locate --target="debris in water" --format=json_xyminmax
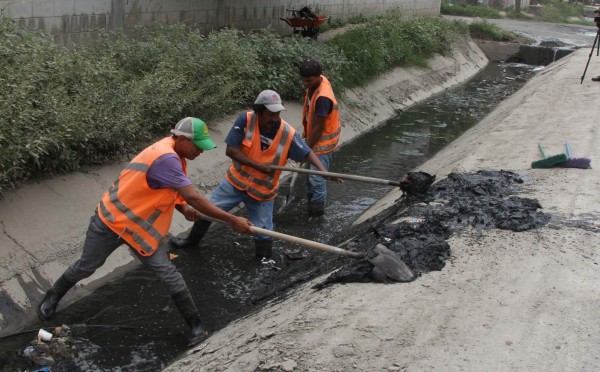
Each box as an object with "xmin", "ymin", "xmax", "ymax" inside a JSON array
[{"xmin": 23, "ymin": 325, "xmax": 76, "ymax": 367}]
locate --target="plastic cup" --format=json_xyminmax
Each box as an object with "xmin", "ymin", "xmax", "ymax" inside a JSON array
[{"xmin": 37, "ymin": 328, "xmax": 53, "ymax": 342}]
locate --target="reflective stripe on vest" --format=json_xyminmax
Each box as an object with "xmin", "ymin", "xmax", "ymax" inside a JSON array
[
  {"xmin": 97, "ymin": 137, "xmax": 183, "ymax": 256},
  {"xmin": 226, "ymin": 112, "xmax": 294, "ymax": 201},
  {"xmin": 302, "ymin": 75, "xmax": 341, "ymax": 154}
]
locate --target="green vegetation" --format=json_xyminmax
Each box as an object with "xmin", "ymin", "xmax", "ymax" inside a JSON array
[
  {"xmin": 441, "ymin": 0, "xmax": 594, "ymax": 26},
  {"xmin": 0, "ymin": 11, "xmax": 468, "ymax": 195},
  {"xmin": 538, "ymin": 1, "xmax": 592, "ymax": 25},
  {"xmin": 468, "ymin": 20, "xmax": 508, "ymax": 41},
  {"xmin": 328, "ymin": 14, "xmax": 465, "ymax": 86},
  {"xmin": 440, "ymin": 3, "xmax": 502, "ymax": 18}
]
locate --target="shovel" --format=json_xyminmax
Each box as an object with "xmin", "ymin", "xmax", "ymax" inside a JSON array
[
  {"xmin": 198, "ymin": 214, "xmax": 415, "ymax": 282},
  {"xmin": 270, "ymin": 165, "xmax": 403, "ymax": 187},
  {"xmin": 276, "ymin": 170, "xmax": 299, "ymax": 214}
]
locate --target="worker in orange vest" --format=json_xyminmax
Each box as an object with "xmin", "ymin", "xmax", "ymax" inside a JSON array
[
  {"xmin": 37, "ymin": 117, "xmax": 253, "ymax": 347},
  {"xmin": 299, "ymin": 59, "xmax": 342, "ymax": 217},
  {"xmin": 170, "ymin": 90, "xmax": 342, "ymax": 258}
]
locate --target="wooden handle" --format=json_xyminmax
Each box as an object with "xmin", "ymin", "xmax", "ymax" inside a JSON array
[
  {"xmin": 198, "ymin": 214, "xmax": 364, "ymax": 258},
  {"xmin": 271, "ymin": 165, "xmax": 402, "ymax": 187}
]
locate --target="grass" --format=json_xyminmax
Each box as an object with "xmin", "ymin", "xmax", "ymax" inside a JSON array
[
  {"xmin": 441, "ymin": 3, "xmax": 502, "ymax": 18},
  {"xmin": 468, "ymin": 21, "xmax": 509, "ymax": 41}
]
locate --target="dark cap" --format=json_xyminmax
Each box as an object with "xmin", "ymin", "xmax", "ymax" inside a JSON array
[{"xmin": 299, "ymin": 59, "xmax": 322, "ymax": 77}]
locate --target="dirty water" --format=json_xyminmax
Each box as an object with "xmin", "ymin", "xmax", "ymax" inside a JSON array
[{"xmin": 0, "ymin": 62, "xmax": 546, "ymax": 371}]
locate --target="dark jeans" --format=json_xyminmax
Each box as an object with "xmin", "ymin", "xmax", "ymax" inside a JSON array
[{"xmin": 63, "ymin": 213, "xmax": 188, "ymax": 295}]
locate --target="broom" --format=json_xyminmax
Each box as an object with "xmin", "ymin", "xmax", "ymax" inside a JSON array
[
  {"xmin": 531, "ymin": 144, "xmax": 568, "ymax": 168},
  {"xmin": 554, "ymin": 142, "xmax": 591, "ymax": 169}
]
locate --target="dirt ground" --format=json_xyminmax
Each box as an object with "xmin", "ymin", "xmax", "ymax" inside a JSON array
[{"xmin": 164, "ymin": 34, "xmax": 600, "ymax": 372}]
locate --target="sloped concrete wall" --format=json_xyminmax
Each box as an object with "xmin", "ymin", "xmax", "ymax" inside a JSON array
[{"xmin": 0, "ymin": 0, "xmax": 441, "ymax": 46}]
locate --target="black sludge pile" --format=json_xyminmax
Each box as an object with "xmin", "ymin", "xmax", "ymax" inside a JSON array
[
  {"xmin": 319, "ymin": 170, "xmax": 551, "ymax": 287},
  {"xmin": 254, "ymin": 170, "xmax": 550, "ymax": 300}
]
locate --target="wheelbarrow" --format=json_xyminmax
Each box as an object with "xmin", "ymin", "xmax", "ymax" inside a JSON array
[{"xmin": 280, "ymin": 8, "xmax": 328, "ymax": 40}]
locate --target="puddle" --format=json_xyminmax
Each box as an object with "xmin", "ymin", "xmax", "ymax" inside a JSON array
[{"xmin": 0, "ymin": 62, "xmax": 544, "ymax": 370}]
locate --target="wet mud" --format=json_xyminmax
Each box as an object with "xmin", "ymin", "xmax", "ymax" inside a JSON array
[{"xmin": 254, "ymin": 170, "xmax": 551, "ymax": 293}]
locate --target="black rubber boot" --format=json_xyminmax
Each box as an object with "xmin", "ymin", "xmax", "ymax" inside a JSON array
[
  {"xmin": 308, "ymin": 202, "xmax": 325, "ymax": 217},
  {"xmin": 37, "ymin": 275, "xmax": 77, "ymax": 321},
  {"xmin": 171, "ymin": 290, "xmax": 208, "ymax": 347},
  {"xmin": 255, "ymin": 239, "xmax": 273, "ymax": 259},
  {"xmin": 170, "ymin": 219, "xmax": 212, "ymax": 249}
]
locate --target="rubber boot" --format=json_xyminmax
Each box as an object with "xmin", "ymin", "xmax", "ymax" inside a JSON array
[
  {"xmin": 308, "ymin": 202, "xmax": 325, "ymax": 217},
  {"xmin": 37, "ymin": 275, "xmax": 77, "ymax": 321},
  {"xmin": 255, "ymin": 239, "xmax": 273, "ymax": 259},
  {"xmin": 170, "ymin": 219, "xmax": 212, "ymax": 249},
  {"xmin": 171, "ymin": 290, "xmax": 208, "ymax": 347}
]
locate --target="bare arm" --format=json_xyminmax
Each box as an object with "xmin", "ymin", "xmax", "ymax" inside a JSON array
[
  {"xmin": 226, "ymin": 145, "xmax": 272, "ymax": 174},
  {"xmin": 174, "ymin": 185, "xmax": 253, "ymax": 234}
]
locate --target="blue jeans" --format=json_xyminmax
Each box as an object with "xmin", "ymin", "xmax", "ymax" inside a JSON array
[
  {"xmin": 304, "ymin": 152, "xmax": 332, "ymax": 205},
  {"xmin": 210, "ymin": 178, "xmax": 274, "ymax": 241}
]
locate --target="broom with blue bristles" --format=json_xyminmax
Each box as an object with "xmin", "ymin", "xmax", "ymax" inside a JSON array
[{"xmin": 531, "ymin": 144, "xmax": 568, "ymax": 168}]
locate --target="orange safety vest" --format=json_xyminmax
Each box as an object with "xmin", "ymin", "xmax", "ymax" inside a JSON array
[
  {"xmin": 226, "ymin": 112, "xmax": 295, "ymax": 201},
  {"xmin": 302, "ymin": 75, "xmax": 341, "ymax": 154},
  {"xmin": 97, "ymin": 137, "xmax": 186, "ymax": 256}
]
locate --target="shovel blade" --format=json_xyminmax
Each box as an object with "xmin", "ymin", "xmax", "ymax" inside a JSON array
[{"xmin": 368, "ymin": 244, "xmax": 416, "ymax": 282}]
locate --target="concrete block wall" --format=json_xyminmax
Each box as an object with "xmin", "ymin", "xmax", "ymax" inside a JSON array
[{"xmin": 0, "ymin": 0, "xmax": 441, "ymax": 47}]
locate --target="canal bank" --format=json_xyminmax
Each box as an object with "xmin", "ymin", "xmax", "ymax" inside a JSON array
[
  {"xmin": 164, "ymin": 49, "xmax": 600, "ymax": 371},
  {"xmin": 0, "ymin": 38, "xmax": 488, "ymax": 337}
]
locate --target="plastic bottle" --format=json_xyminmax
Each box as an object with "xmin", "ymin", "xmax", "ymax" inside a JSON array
[{"xmin": 23, "ymin": 345, "xmax": 36, "ymax": 358}]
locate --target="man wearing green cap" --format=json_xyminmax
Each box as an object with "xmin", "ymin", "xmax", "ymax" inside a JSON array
[{"xmin": 37, "ymin": 117, "xmax": 253, "ymax": 347}]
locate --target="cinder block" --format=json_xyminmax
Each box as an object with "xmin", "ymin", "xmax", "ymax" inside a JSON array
[
  {"xmin": 124, "ymin": 0, "xmax": 162, "ymax": 12},
  {"xmin": 74, "ymin": 0, "xmax": 93, "ymax": 14},
  {"xmin": 92, "ymin": 0, "xmax": 111, "ymax": 14},
  {"xmin": 7, "ymin": 0, "xmax": 33, "ymax": 18},
  {"xmin": 166, "ymin": 11, "xmax": 183, "ymax": 24},
  {"xmin": 32, "ymin": 0, "xmax": 53, "ymax": 17},
  {"xmin": 44, "ymin": 16, "xmax": 63, "ymax": 33},
  {"xmin": 54, "ymin": 0, "xmax": 75, "ymax": 16},
  {"xmin": 163, "ymin": 0, "xmax": 188, "ymax": 12}
]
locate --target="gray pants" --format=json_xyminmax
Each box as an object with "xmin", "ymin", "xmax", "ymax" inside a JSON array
[{"xmin": 63, "ymin": 213, "xmax": 187, "ymax": 295}]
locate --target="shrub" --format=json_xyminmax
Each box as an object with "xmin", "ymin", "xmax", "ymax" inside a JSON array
[
  {"xmin": 468, "ymin": 20, "xmax": 506, "ymax": 40},
  {"xmin": 441, "ymin": 4, "xmax": 502, "ymax": 18}
]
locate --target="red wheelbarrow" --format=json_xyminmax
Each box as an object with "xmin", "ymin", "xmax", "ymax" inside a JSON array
[{"xmin": 280, "ymin": 8, "xmax": 328, "ymax": 40}]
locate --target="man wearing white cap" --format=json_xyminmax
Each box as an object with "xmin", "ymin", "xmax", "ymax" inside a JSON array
[
  {"xmin": 171, "ymin": 90, "xmax": 339, "ymax": 258},
  {"xmin": 37, "ymin": 117, "xmax": 253, "ymax": 347}
]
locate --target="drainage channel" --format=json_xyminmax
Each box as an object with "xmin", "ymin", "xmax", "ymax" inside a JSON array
[{"xmin": 0, "ymin": 61, "xmax": 540, "ymax": 371}]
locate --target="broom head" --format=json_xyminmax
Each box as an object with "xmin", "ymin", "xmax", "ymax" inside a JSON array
[
  {"xmin": 531, "ymin": 153, "xmax": 568, "ymax": 169},
  {"xmin": 554, "ymin": 157, "xmax": 592, "ymax": 169}
]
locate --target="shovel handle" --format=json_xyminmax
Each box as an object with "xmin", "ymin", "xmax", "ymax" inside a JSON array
[
  {"xmin": 251, "ymin": 226, "xmax": 364, "ymax": 258},
  {"xmin": 271, "ymin": 165, "xmax": 402, "ymax": 187},
  {"xmin": 197, "ymin": 214, "xmax": 364, "ymax": 258}
]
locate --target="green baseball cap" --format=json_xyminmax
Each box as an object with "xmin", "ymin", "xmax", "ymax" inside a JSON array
[{"xmin": 171, "ymin": 117, "xmax": 217, "ymax": 150}]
